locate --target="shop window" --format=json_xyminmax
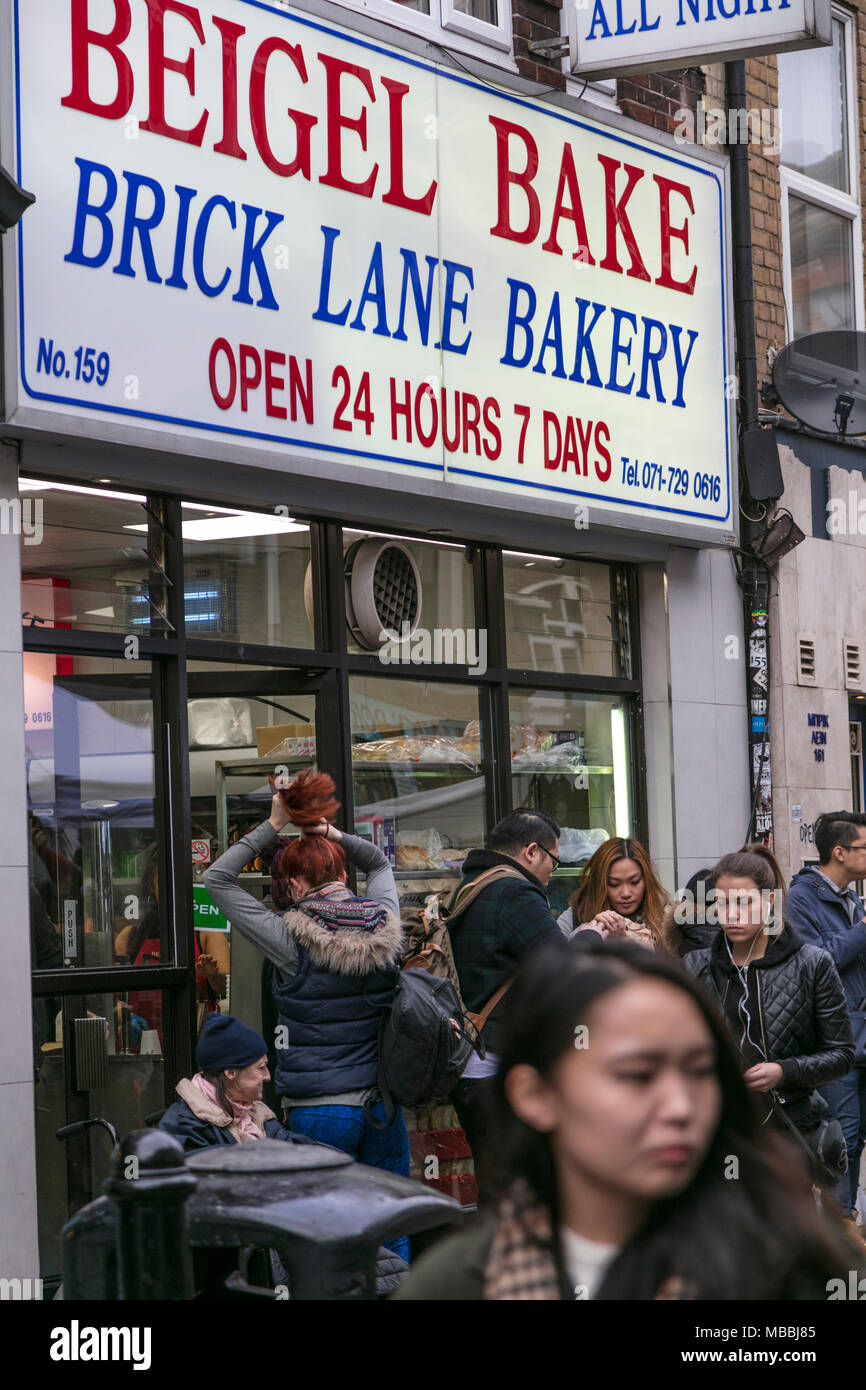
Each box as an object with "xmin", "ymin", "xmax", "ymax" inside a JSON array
[
  {"xmin": 779, "ymin": 12, "xmax": 863, "ymax": 336},
  {"xmin": 26, "ymin": 656, "xmax": 169, "ymax": 973},
  {"xmin": 180, "ymin": 506, "xmax": 314, "ymax": 649},
  {"xmin": 343, "ymin": 531, "xmax": 476, "ymax": 660},
  {"xmin": 349, "ymin": 675, "xmax": 485, "ymax": 902},
  {"xmin": 20, "ymin": 480, "xmax": 159, "ymax": 635},
  {"xmin": 504, "ymin": 552, "xmax": 629, "ymax": 678},
  {"xmin": 508, "ymin": 689, "xmax": 633, "ymax": 917}
]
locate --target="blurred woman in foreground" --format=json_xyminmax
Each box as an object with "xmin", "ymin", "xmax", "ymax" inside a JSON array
[{"xmin": 395, "ymin": 937, "xmax": 861, "ymax": 1300}]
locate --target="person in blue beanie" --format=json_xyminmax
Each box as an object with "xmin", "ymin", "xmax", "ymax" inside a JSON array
[{"xmin": 160, "ymin": 1014, "xmax": 301, "ymax": 1151}]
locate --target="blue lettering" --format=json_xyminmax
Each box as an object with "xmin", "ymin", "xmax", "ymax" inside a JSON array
[
  {"xmin": 393, "ymin": 249, "xmax": 438, "ymax": 345},
  {"xmin": 113, "ymin": 171, "xmax": 165, "ymax": 283},
  {"xmin": 65, "ymin": 158, "xmax": 117, "ymax": 269},
  {"xmin": 532, "ymin": 292, "xmax": 567, "ymax": 378},
  {"xmin": 312, "ymin": 226, "xmax": 351, "ymax": 326},
  {"xmin": 500, "ymin": 278, "xmax": 536, "ymax": 368},
  {"xmin": 232, "ymin": 204, "xmax": 283, "ymax": 311},
  {"xmin": 638, "ymin": 0, "xmax": 661, "ymax": 29},
  {"xmin": 676, "ymin": 0, "xmax": 700, "ymax": 23},
  {"xmin": 670, "ymin": 324, "xmax": 699, "ymax": 407},
  {"xmin": 165, "ymin": 184, "xmax": 197, "ymax": 291},
  {"xmin": 569, "ymin": 298, "xmax": 606, "ymax": 387},
  {"xmin": 350, "ymin": 241, "xmax": 391, "ymax": 337},
  {"xmin": 435, "ymin": 260, "xmax": 474, "ymax": 355},
  {"xmin": 192, "ymin": 195, "xmax": 235, "ymax": 298},
  {"xmin": 635, "ymin": 316, "xmax": 668, "ymax": 402},
  {"xmin": 614, "ymin": 0, "xmax": 636, "ymax": 35},
  {"xmin": 716, "ymin": 0, "xmax": 739, "ymax": 14},
  {"xmin": 586, "ymin": 0, "xmax": 613, "ymax": 39},
  {"xmin": 605, "ymin": 307, "xmax": 637, "ymax": 394}
]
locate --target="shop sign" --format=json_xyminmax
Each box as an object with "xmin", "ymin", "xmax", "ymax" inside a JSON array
[
  {"xmin": 570, "ymin": 0, "xmax": 831, "ymax": 80},
  {"xmin": 4, "ymin": 0, "xmax": 732, "ymax": 537},
  {"xmin": 193, "ymin": 883, "xmax": 229, "ymax": 932}
]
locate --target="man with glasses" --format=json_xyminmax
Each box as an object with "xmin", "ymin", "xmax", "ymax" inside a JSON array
[
  {"xmin": 787, "ymin": 811, "xmax": 866, "ymax": 1217},
  {"xmin": 448, "ymin": 808, "xmax": 561, "ymax": 1201}
]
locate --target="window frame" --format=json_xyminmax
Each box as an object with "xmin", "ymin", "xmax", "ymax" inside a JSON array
[
  {"xmin": 329, "ymin": 0, "xmax": 515, "ymax": 59},
  {"xmin": 779, "ymin": 6, "xmax": 864, "ymax": 336}
]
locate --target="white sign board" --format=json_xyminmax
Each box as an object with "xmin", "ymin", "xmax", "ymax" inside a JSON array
[
  {"xmin": 570, "ymin": 0, "xmax": 831, "ymax": 79},
  {"xmin": 4, "ymin": 0, "xmax": 733, "ymax": 536}
]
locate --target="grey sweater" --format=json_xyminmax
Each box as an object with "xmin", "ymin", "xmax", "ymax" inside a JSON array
[{"xmin": 204, "ymin": 821, "xmax": 401, "ymax": 1109}]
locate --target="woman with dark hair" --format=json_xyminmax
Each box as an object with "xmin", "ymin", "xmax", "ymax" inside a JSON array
[
  {"xmin": 395, "ymin": 935, "xmax": 862, "ymax": 1299},
  {"xmin": 684, "ymin": 844, "xmax": 853, "ymax": 1164},
  {"xmin": 558, "ymin": 836, "xmax": 673, "ymax": 951},
  {"xmin": 204, "ymin": 770, "xmax": 409, "ymax": 1257}
]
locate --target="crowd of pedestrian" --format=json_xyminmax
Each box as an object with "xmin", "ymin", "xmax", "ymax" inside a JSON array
[{"xmin": 155, "ymin": 775, "xmax": 866, "ymax": 1299}]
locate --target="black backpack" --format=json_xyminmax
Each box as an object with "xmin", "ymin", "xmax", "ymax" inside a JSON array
[{"xmin": 371, "ymin": 969, "xmax": 476, "ymax": 1125}]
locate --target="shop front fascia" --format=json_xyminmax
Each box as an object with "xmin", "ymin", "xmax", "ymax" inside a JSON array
[{"xmin": 0, "ymin": 0, "xmax": 749, "ymax": 1276}]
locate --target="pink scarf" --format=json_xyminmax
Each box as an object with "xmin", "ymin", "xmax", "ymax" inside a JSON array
[{"xmin": 192, "ymin": 1072, "xmax": 264, "ymax": 1142}]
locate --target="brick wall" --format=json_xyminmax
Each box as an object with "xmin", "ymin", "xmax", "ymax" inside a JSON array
[
  {"xmin": 512, "ymin": 0, "xmax": 566, "ymax": 89},
  {"xmin": 617, "ymin": 68, "xmax": 706, "ymax": 136}
]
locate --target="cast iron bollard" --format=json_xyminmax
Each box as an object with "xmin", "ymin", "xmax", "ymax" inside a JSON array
[{"xmin": 104, "ymin": 1128, "xmax": 197, "ymax": 1300}]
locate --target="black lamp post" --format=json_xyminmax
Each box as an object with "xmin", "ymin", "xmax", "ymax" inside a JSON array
[{"xmin": 0, "ymin": 162, "xmax": 35, "ymax": 231}]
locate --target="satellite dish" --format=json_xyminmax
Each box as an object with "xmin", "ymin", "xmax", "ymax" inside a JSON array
[{"xmin": 772, "ymin": 331, "xmax": 866, "ymax": 437}]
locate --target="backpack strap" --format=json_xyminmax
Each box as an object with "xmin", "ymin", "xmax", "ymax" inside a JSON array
[
  {"xmin": 442, "ymin": 865, "xmax": 527, "ymax": 928},
  {"xmin": 467, "ymin": 975, "xmax": 514, "ymax": 1036}
]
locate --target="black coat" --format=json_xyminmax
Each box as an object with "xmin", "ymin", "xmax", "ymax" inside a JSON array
[{"xmin": 686, "ymin": 924, "xmax": 854, "ymax": 1125}]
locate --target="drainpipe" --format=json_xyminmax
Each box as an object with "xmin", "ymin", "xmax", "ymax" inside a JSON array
[{"xmin": 725, "ymin": 60, "xmax": 774, "ymax": 847}]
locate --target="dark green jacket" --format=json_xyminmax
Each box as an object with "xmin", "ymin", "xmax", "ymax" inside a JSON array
[
  {"xmin": 449, "ymin": 850, "xmax": 558, "ymax": 1049},
  {"xmin": 392, "ymin": 1221, "xmax": 497, "ymax": 1300}
]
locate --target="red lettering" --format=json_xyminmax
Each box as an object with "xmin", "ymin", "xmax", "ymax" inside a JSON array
[
  {"xmin": 654, "ymin": 175, "xmax": 697, "ymax": 296},
  {"xmin": 576, "ymin": 416, "xmax": 593, "ymax": 476},
  {"xmin": 541, "ymin": 146, "xmax": 595, "ymax": 262},
  {"xmin": 543, "ymin": 411, "xmax": 561, "ymax": 469},
  {"xmin": 62, "ymin": 0, "xmax": 133, "ymax": 120},
  {"xmin": 594, "ymin": 421, "xmax": 612, "ymax": 481},
  {"xmin": 562, "ymin": 417, "xmax": 580, "ymax": 473},
  {"xmin": 209, "ymin": 338, "xmax": 236, "ymax": 409},
  {"xmin": 482, "ymin": 398, "xmax": 501, "ymax": 461},
  {"xmin": 140, "ymin": 0, "xmax": 208, "ymax": 146},
  {"xmin": 239, "ymin": 343, "xmax": 262, "ymax": 411},
  {"xmin": 598, "ymin": 156, "xmax": 650, "ymax": 282},
  {"xmin": 318, "ymin": 54, "xmax": 378, "ymax": 199},
  {"xmin": 462, "ymin": 393, "xmax": 482, "ymax": 456},
  {"xmin": 289, "ymin": 358, "xmax": 314, "ymax": 424},
  {"xmin": 250, "ymin": 38, "xmax": 317, "ymax": 179},
  {"xmin": 390, "ymin": 378, "xmax": 412, "ymax": 441},
  {"xmin": 380, "ymin": 79, "xmax": 436, "ymax": 215},
  {"xmin": 264, "ymin": 349, "xmax": 287, "ymax": 419},
  {"xmin": 212, "ymin": 15, "xmax": 246, "ymax": 159},
  {"xmin": 489, "ymin": 117, "xmax": 540, "ymax": 245},
  {"xmin": 414, "ymin": 383, "xmax": 439, "ymax": 447}
]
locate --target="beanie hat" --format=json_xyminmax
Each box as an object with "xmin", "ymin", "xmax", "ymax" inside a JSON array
[{"xmin": 196, "ymin": 1014, "xmax": 267, "ymax": 1072}]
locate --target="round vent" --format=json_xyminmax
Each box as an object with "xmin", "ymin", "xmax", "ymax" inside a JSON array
[{"xmin": 344, "ymin": 538, "xmax": 423, "ymax": 650}]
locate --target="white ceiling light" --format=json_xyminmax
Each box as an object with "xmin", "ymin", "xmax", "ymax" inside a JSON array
[
  {"xmin": 125, "ymin": 512, "xmax": 308, "ymax": 540},
  {"xmin": 19, "ymin": 479, "xmax": 146, "ymax": 502}
]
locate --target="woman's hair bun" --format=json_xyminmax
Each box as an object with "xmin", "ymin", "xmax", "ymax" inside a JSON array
[{"xmin": 271, "ymin": 768, "xmax": 341, "ymax": 827}]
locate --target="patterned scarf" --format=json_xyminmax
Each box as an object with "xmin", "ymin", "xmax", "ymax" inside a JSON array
[
  {"xmin": 482, "ymin": 1181, "xmax": 693, "ymax": 1300},
  {"xmin": 297, "ymin": 893, "xmax": 388, "ymax": 933}
]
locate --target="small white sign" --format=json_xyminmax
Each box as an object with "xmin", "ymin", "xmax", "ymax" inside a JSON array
[
  {"xmin": 792, "ymin": 803, "xmax": 803, "ymax": 823},
  {"xmin": 191, "ymin": 839, "xmax": 211, "ymax": 865},
  {"xmin": 63, "ymin": 899, "xmax": 77, "ymax": 957},
  {"xmin": 571, "ymin": 0, "xmax": 832, "ymax": 78}
]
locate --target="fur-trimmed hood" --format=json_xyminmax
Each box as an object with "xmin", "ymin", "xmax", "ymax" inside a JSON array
[{"xmin": 282, "ymin": 900, "xmax": 403, "ymax": 976}]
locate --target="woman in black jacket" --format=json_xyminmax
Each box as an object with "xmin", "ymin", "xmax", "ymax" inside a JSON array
[{"xmin": 685, "ymin": 845, "xmax": 854, "ymax": 1145}]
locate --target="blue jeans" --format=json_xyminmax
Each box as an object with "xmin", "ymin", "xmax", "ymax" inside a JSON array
[
  {"xmin": 287, "ymin": 1101, "xmax": 411, "ymax": 1261},
  {"xmin": 820, "ymin": 1068, "xmax": 866, "ymax": 1213}
]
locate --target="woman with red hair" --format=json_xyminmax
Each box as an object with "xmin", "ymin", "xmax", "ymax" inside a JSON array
[{"xmin": 204, "ymin": 771, "xmax": 409, "ymax": 1258}]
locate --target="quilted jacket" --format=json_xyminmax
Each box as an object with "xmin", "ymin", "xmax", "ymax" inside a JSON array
[{"xmin": 686, "ymin": 924, "xmax": 854, "ymax": 1126}]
